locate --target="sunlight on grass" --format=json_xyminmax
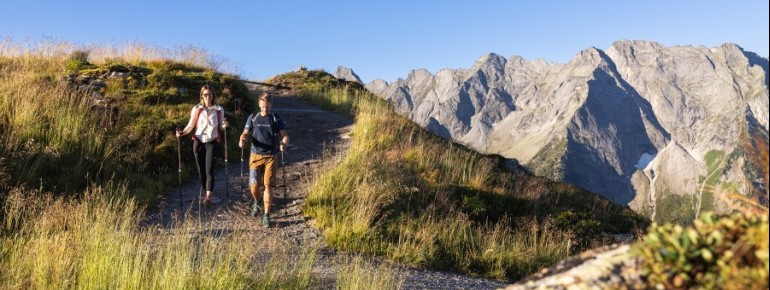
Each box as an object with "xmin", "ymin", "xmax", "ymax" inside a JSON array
[
  {"xmin": 0, "ymin": 41, "xmax": 412, "ymax": 289},
  {"xmin": 335, "ymin": 256, "xmax": 404, "ymax": 290},
  {"xmin": 0, "ymin": 185, "xmax": 319, "ymax": 289},
  {"xmin": 0, "ymin": 39, "xmax": 251, "ymax": 203},
  {"xmin": 290, "ymin": 72, "xmax": 644, "ymax": 280},
  {"xmin": 1, "ymin": 38, "xmax": 235, "ymax": 74}
]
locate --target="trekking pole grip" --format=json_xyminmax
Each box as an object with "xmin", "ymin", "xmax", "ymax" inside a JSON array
[{"xmin": 224, "ymin": 121, "xmax": 228, "ymax": 198}]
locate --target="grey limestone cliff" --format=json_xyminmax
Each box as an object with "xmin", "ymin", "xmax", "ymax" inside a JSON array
[
  {"xmin": 332, "ymin": 66, "xmax": 363, "ymax": 83},
  {"xmin": 364, "ymin": 40, "xmax": 769, "ymax": 221}
]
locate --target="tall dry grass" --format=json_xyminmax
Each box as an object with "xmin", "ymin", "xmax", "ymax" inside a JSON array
[
  {"xmin": 0, "ymin": 44, "xmax": 412, "ymax": 289},
  {"xmin": 335, "ymin": 256, "xmax": 404, "ymax": 290},
  {"xmin": 1, "ymin": 37, "xmax": 237, "ymax": 74},
  {"xmin": 0, "ymin": 39, "xmax": 251, "ymax": 202},
  {"xmin": 0, "ymin": 55, "xmax": 112, "ymax": 193},
  {"xmin": 0, "ymin": 184, "xmax": 324, "ymax": 289},
  {"xmin": 299, "ymin": 82, "xmax": 583, "ymax": 280},
  {"xmin": 0, "ymin": 187, "xmax": 246, "ymax": 289},
  {"xmin": 0, "ymin": 184, "xmax": 415, "ymax": 289}
]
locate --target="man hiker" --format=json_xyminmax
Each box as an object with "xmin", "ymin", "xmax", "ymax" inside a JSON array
[{"xmin": 239, "ymin": 93, "xmax": 289, "ymax": 227}]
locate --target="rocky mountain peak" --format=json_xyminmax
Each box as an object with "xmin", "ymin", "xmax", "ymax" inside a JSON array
[
  {"xmin": 572, "ymin": 47, "xmax": 608, "ymax": 68},
  {"xmin": 406, "ymin": 68, "xmax": 434, "ymax": 83},
  {"xmin": 472, "ymin": 52, "xmax": 508, "ymax": 71},
  {"xmin": 332, "ymin": 66, "xmax": 362, "ymax": 83},
  {"xmin": 610, "ymin": 39, "xmax": 665, "ymax": 52},
  {"xmin": 365, "ymin": 79, "xmax": 389, "ymax": 96},
  {"xmin": 719, "ymin": 42, "xmax": 745, "ymax": 52},
  {"xmin": 363, "ymin": 41, "xmax": 769, "ymax": 218}
]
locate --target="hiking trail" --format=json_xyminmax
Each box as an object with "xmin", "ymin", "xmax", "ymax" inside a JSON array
[{"xmin": 143, "ymin": 83, "xmax": 508, "ymax": 289}]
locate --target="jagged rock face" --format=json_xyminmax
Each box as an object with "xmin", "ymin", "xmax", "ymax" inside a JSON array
[
  {"xmin": 332, "ymin": 66, "xmax": 362, "ymax": 83},
  {"xmin": 365, "ymin": 40, "xmax": 769, "ymax": 218}
]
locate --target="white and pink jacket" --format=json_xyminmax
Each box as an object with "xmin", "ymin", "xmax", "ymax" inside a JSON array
[{"xmin": 184, "ymin": 104, "xmax": 224, "ymax": 143}]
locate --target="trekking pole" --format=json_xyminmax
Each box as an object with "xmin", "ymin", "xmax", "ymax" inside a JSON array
[
  {"xmin": 282, "ymin": 149, "xmax": 287, "ymax": 217},
  {"xmin": 240, "ymin": 140, "xmax": 244, "ymax": 200},
  {"xmin": 224, "ymin": 120, "xmax": 229, "ymax": 198},
  {"xmin": 198, "ymin": 189, "xmax": 202, "ymax": 224},
  {"xmin": 176, "ymin": 127, "xmax": 182, "ymax": 211}
]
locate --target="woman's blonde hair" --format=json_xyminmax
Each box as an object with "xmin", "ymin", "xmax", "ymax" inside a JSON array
[{"xmin": 199, "ymin": 85, "xmax": 218, "ymax": 105}]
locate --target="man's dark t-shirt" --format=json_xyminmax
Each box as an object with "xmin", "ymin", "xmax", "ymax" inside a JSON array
[{"xmin": 245, "ymin": 113, "xmax": 285, "ymax": 155}]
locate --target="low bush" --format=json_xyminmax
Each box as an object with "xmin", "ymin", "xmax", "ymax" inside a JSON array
[{"xmin": 635, "ymin": 212, "xmax": 769, "ymax": 289}]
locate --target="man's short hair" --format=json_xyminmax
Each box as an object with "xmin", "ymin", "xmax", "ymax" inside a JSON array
[{"xmin": 259, "ymin": 93, "xmax": 272, "ymax": 103}]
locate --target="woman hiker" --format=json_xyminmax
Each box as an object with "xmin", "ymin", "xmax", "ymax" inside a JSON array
[
  {"xmin": 239, "ymin": 93, "xmax": 289, "ymax": 228},
  {"xmin": 176, "ymin": 85, "xmax": 229, "ymax": 206}
]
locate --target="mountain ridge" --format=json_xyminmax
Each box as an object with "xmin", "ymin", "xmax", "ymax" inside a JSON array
[{"xmin": 357, "ymin": 40, "xmax": 769, "ymax": 221}]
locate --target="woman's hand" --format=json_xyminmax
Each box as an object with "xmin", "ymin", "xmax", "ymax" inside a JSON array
[
  {"xmin": 222, "ymin": 120, "xmax": 229, "ymax": 129},
  {"xmin": 176, "ymin": 129, "xmax": 183, "ymax": 138}
]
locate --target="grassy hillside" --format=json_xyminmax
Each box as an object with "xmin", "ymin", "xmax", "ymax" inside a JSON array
[
  {"xmin": 270, "ymin": 70, "xmax": 648, "ymax": 280},
  {"xmin": 0, "ymin": 44, "xmax": 251, "ymax": 205},
  {"xmin": 274, "ymin": 70, "xmax": 767, "ymax": 286},
  {"xmin": 0, "ymin": 43, "xmax": 406, "ymax": 289}
]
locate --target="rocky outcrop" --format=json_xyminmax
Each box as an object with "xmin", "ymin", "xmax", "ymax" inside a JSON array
[
  {"xmin": 365, "ymin": 40, "xmax": 769, "ymax": 219},
  {"xmin": 505, "ymin": 244, "xmax": 646, "ymax": 289},
  {"xmin": 333, "ymin": 66, "xmax": 362, "ymax": 83}
]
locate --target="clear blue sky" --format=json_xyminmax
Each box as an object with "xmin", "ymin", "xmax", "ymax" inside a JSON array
[{"xmin": 2, "ymin": 0, "xmax": 767, "ymax": 83}]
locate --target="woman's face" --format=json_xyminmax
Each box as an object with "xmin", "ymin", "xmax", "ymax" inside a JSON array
[{"xmin": 202, "ymin": 90, "xmax": 214, "ymax": 107}]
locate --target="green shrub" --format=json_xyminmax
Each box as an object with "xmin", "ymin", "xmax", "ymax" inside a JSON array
[
  {"xmin": 66, "ymin": 50, "xmax": 91, "ymax": 72},
  {"xmin": 553, "ymin": 210, "xmax": 602, "ymax": 252},
  {"xmin": 655, "ymin": 192, "xmax": 696, "ymax": 225},
  {"xmin": 634, "ymin": 212, "xmax": 769, "ymax": 289}
]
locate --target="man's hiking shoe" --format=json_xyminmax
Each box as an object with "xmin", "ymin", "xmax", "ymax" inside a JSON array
[
  {"xmin": 202, "ymin": 196, "xmax": 212, "ymax": 206},
  {"xmin": 262, "ymin": 214, "xmax": 271, "ymax": 228},
  {"xmin": 251, "ymin": 202, "xmax": 262, "ymax": 217}
]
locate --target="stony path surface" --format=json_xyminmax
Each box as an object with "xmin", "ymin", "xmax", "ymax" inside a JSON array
[{"xmin": 143, "ymin": 85, "xmax": 509, "ymax": 289}]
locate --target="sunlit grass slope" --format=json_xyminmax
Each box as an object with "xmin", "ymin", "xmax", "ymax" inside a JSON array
[
  {"xmin": 270, "ymin": 70, "xmax": 648, "ymax": 280},
  {"xmin": 0, "ymin": 41, "xmax": 250, "ymax": 205},
  {"xmin": 0, "ymin": 41, "xmax": 405, "ymax": 289}
]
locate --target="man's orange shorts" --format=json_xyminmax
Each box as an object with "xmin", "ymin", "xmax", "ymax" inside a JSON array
[{"xmin": 249, "ymin": 153, "xmax": 276, "ymax": 187}]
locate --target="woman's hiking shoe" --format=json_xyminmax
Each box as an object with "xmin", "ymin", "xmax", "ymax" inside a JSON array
[
  {"xmin": 251, "ymin": 202, "xmax": 262, "ymax": 217},
  {"xmin": 262, "ymin": 214, "xmax": 270, "ymax": 228}
]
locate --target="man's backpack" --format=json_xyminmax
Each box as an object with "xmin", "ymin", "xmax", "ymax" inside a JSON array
[{"xmin": 250, "ymin": 112, "xmax": 280, "ymax": 136}]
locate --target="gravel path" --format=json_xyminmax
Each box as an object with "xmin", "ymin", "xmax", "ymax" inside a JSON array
[{"xmin": 144, "ymin": 85, "xmax": 509, "ymax": 289}]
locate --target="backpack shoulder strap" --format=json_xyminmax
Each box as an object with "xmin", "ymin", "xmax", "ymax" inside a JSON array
[
  {"xmin": 245, "ymin": 113, "xmax": 259, "ymax": 134},
  {"xmin": 271, "ymin": 112, "xmax": 279, "ymax": 134},
  {"xmin": 190, "ymin": 105, "xmax": 205, "ymax": 141},
  {"xmin": 215, "ymin": 106, "xmax": 223, "ymax": 143},
  {"xmin": 192, "ymin": 104, "xmax": 205, "ymax": 128}
]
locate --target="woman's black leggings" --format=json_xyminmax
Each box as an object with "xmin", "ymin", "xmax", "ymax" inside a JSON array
[{"xmin": 193, "ymin": 140, "xmax": 217, "ymax": 191}]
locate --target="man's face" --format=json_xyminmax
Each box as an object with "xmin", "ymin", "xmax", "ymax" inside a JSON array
[{"xmin": 259, "ymin": 99, "xmax": 271, "ymax": 112}]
